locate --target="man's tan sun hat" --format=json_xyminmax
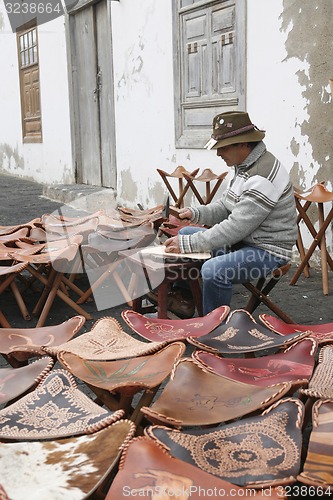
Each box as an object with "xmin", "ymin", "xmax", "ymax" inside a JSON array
[{"xmin": 205, "ymin": 111, "xmax": 265, "ymax": 150}]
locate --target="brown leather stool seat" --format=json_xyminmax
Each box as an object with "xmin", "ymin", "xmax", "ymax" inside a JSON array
[
  {"xmin": 259, "ymin": 314, "xmax": 333, "ymax": 345},
  {"xmin": 0, "ymin": 356, "xmax": 54, "ymax": 406},
  {"xmin": 107, "ymin": 436, "xmax": 290, "ymax": 498},
  {"xmin": 141, "ymin": 357, "xmax": 292, "ymax": 427},
  {"xmin": 121, "ymin": 305, "xmax": 229, "ymax": 342},
  {"xmin": 297, "ymin": 399, "xmax": 333, "ymax": 487},
  {"xmin": 145, "ymin": 397, "xmax": 304, "ymax": 489}
]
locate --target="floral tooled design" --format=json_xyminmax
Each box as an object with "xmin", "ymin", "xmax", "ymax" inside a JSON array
[
  {"xmin": 145, "ymin": 321, "xmax": 185, "ymax": 339},
  {"xmin": 167, "ymin": 411, "xmax": 299, "ymax": 478},
  {"xmin": 215, "ymin": 327, "xmax": 239, "ymax": 342}
]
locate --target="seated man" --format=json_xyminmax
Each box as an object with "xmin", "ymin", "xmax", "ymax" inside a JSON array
[{"xmin": 164, "ymin": 111, "xmax": 297, "ymax": 315}]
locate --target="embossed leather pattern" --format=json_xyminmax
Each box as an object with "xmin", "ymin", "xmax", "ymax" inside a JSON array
[
  {"xmin": 46, "ymin": 317, "xmax": 168, "ymax": 360},
  {"xmin": 0, "ymin": 370, "xmax": 124, "ymax": 440},
  {"xmin": 301, "ymin": 345, "xmax": 333, "ymax": 399},
  {"xmin": 193, "ymin": 338, "xmax": 317, "ymax": 388},
  {"xmin": 146, "ymin": 398, "xmax": 304, "ymax": 488},
  {"xmin": 0, "ymin": 316, "xmax": 85, "ymax": 362},
  {"xmin": 58, "ymin": 342, "xmax": 186, "ymax": 395},
  {"xmin": 122, "ymin": 305, "xmax": 229, "ymax": 342},
  {"xmin": 188, "ymin": 309, "xmax": 310, "ymax": 355},
  {"xmin": 141, "ymin": 358, "xmax": 292, "ymax": 427},
  {"xmin": 107, "ymin": 436, "xmax": 287, "ymax": 499}
]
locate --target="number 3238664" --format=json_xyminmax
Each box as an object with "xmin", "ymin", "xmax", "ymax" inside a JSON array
[
  {"xmin": 277, "ymin": 484, "xmax": 332, "ymax": 497},
  {"xmin": 5, "ymin": 2, "xmax": 62, "ymax": 14}
]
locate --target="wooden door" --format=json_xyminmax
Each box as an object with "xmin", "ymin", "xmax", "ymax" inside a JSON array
[{"xmin": 69, "ymin": 0, "xmax": 116, "ymax": 187}]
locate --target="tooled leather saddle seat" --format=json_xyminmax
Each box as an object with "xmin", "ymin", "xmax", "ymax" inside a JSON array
[
  {"xmin": 145, "ymin": 397, "xmax": 304, "ymax": 489},
  {"xmin": 188, "ymin": 309, "xmax": 310, "ymax": 355}
]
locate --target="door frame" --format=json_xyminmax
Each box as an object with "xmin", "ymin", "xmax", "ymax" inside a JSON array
[{"xmin": 65, "ymin": 0, "xmax": 117, "ymax": 188}]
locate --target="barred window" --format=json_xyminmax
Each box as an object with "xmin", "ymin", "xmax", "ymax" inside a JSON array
[{"xmin": 17, "ymin": 23, "xmax": 43, "ymax": 143}]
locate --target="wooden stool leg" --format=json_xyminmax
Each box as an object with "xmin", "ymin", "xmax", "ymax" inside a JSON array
[
  {"xmin": 244, "ymin": 281, "xmax": 294, "ymax": 323},
  {"xmin": 32, "ymin": 267, "xmax": 56, "ymax": 317},
  {"xmin": 244, "ymin": 277, "xmax": 266, "ymax": 312},
  {"xmin": 206, "ymin": 179, "xmax": 224, "ymax": 204},
  {"xmin": 132, "ymin": 296, "xmax": 144, "ymax": 314},
  {"xmin": 183, "ymin": 177, "xmax": 205, "ymax": 205},
  {"xmin": 189, "ymin": 278, "xmax": 203, "ymax": 316},
  {"xmin": 0, "ymin": 309, "xmax": 11, "ymax": 327},
  {"xmin": 10, "ymin": 281, "xmax": 30, "ymax": 320},
  {"xmin": 295, "ymin": 198, "xmax": 311, "ymax": 278},
  {"xmin": 36, "ymin": 271, "xmax": 64, "ymax": 327},
  {"xmin": 318, "ymin": 202, "xmax": 329, "ymax": 295},
  {"xmin": 290, "ymin": 206, "xmax": 333, "ymax": 286},
  {"xmin": 296, "ymin": 227, "xmax": 310, "ymax": 278},
  {"xmin": 157, "ymin": 281, "xmax": 169, "ymax": 319}
]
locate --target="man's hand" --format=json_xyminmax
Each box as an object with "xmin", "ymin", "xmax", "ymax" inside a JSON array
[
  {"xmin": 178, "ymin": 208, "xmax": 192, "ymax": 220},
  {"xmin": 164, "ymin": 236, "xmax": 181, "ymax": 253}
]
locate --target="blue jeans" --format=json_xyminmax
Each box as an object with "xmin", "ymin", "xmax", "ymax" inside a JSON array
[{"xmin": 179, "ymin": 226, "xmax": 289, "ymax": 314}]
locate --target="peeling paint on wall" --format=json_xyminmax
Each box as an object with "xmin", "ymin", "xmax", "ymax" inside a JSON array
[
  {"xmin": 281, "ymin": 0, "xmax": 333, "ymax": 187},
  {"xmin": 119, "ymin": 168, "xmax": 138, "ymax": 204},
  {"xmin": 0, "ymin": 143, "xmax": 24, "ymax": 172},
  {"xmin": 0, "ymin": 13, "xmax": 4, "ymax": 31},
  {"xmin": 116, "ymin": 36, "xmax": 151, "ymax": 100},
  {"xmin": 147, "ymin": 181, "xmax": 165, "ymax": 209}
]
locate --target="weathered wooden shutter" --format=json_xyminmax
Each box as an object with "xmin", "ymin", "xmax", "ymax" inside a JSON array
[
  {"xmin": 183, "ymin": 12, "xmax": 207, "ymax": 100},
  {"xmin": 211, "ymin": 4, "xmax": 236, "ymax": 95},
  {"xmin": 174, "ymin": 0, "xmax": 245, "ymax": 148}
]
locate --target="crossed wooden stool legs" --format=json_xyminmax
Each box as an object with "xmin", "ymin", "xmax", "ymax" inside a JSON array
[
  {"xmin": 183, "ymin": 168, "xmax": 227, "ymax": 205},
  {"xmin": 243, "ymin": 263, "xmax": 294, "ymax": 323},
  {"xmin": 157, "ymin": 166, "xmax": 199, "ymax": 208},
  {"xmin": 290, "ymin": 183, "xmax": 333, "ymax": 295}
]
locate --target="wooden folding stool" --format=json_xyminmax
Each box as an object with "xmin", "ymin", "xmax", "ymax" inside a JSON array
[
  {"xmin": 183, "ymin": 168, "xmax": 228, "ymax": 205},
  {"xmin": 290, "ymin": 183, "xmax": 333, "ymax": 295},
  {"xmin": 156, "ymin": 165, "xmax": 200, "ymax": 208}
]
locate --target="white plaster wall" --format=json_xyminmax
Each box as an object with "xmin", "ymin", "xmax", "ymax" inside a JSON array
[
  {"xmin": 111, "ymin": 0, "xmax": 332, "ymax": 253},
  {"xmin": 0, "ymin": 8, "xmax": 25, "ymax": 172},
  {"xmin": 247, "ymin": 0, "xmax": 332, "ymax": 253},
  {"xmin": 1, "ymin": 0, "xmax": 331, "ymax": 251},
  {"xmin": 34, "ymin": 17, "xmax": 73, "ymax": 183},
  {"xmin": 111, "ymin": 0, "xmax": 225, "ymax": 209},
  {"xmin": 111, "ymin": 0, "xmax": 320, "ymax": 210},
  {"xmin": 1, "ymin": 0, "xmax": 318, "ymax": 195},
  {"xmin": 111, "ymin": 0, "xmax": 175, "ymax": 207},
  {"xmin": 0, "ymin": 8, "xmax": 73, "ymax": 184},
  {"xmin": 246, "ymin": 0, "xmax": 315, "ymax": 180}
]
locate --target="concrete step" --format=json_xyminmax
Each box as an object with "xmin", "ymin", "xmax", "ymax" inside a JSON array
[{"xmin": 43, "ymin": 183, "xmax": 117, "ymax": 213}]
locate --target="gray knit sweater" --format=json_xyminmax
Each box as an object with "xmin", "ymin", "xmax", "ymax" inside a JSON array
[{"xmin": 179, "ymin": 142, "xmax": 298, "ymax": 260}]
